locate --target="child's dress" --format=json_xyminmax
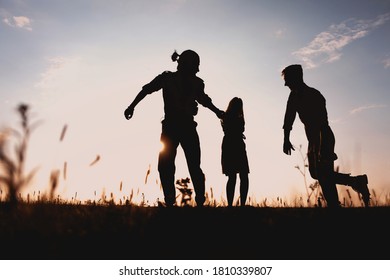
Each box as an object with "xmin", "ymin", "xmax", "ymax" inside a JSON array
[{"xmin": 221, "ymin": 115, "xmax": 250, "ymax": 175}]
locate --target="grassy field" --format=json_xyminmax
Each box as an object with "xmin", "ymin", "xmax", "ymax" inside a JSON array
[
  {"xmin": 1, "ymin": 105, "xmax": 389, "ymax": 261},
  {"xmin": 1, "ymin": 202, "xmax": 389, "ymax": 260}
]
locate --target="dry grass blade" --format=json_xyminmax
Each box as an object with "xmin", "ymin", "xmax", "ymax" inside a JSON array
[
  {"xmin": 63, "ymin": 161, "xmax": 67, "ymax": 180},
  {"xmin": 49, "ymin": 169, "xmax": 60, "ymax": 200},
  {"xmin": 0, "ymin": 103, "xmax": 38, "ymax": 205},
  {"xmin": 59, "ymin": 124, "xmax": 68, "ymax": 142},
  {"xmin": 144, "ymin": 164, "xmax": 151, "ymax": 184},
  {"xmin": 89, "ymin": 155, "xmax": 100, "ymax": 166}
]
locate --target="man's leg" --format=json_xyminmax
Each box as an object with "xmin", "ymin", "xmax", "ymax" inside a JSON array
[
  {"xmin": 317, "ymin": 161, "xmax": 340, "ymax": 208},
  {"xmin": 158, "ymin": 129, "xmax": 178, "ymax": 206},
  {"xmin": 181, "ymin": 126, "xmax": 206, "ymax": 207},
  {"xmin": 308, "ymin": 146, "xmax": 340, "ymax": 207},
  {"xmin": 334, "ymin": 173, "xmax": 370, "ymax": 207},
  {"xmin": 321, "ymin": 127, "xmax": 370, "ymax": 206}
]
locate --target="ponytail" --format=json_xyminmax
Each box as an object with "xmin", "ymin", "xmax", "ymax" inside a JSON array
[{"xmin": 171, "ymin": 50, "xmax": 179, "ymax": 62}]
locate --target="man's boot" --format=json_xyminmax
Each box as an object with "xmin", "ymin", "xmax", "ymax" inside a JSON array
[
  {"xmin": 335, "ymin": 173, "xmax": 370, "ymax": 207},
  {"xmin": 350, "ymin": 174, "xmax": 370, "ymax": 207}
]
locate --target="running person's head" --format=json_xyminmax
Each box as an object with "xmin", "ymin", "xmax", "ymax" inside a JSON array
[
  {"xmin": 171, "ymin": 49, "xmax": 200, "ymax": 76},
  {"xmin": 281, "ymin": 64, "xmax": 304, "ymax": 91}
]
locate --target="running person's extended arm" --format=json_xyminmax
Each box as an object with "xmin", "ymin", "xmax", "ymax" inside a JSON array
[
  {"xmin": 282, "ymin": 93, "xmax": 296, "ymax": 155},
  {"xmin": 195, "ymin": 80, "xmax": 224, "ymax": 119},
  {"xmin": 124, "ymin": 89, "xmax": 148, "ymax": 120},
  {"xmin": 206, "ymin": 102, "xmax": 225, "ymax": 119},
  {"xmin": 283, "ymin": 129, "xmax": 295, "ymax": 155},
  {"xmin": 124, "ymin": 73, "xmax": 164, "ymax": 120}
]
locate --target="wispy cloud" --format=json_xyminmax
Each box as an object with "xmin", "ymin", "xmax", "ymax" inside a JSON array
[
  {"xmin": 383, "ymin": 57, "xmax": 390, "ymax": 69},
  {"xmin": 3, "ymin": 15, "xmax": 32, "ymax": 31},
  {"xmin": 349, "ymin": 104, "xmax": 387, "ymax": 115},
  {"xmin": 160, "ymin": 0, "xmax": 187, "ymax": 13},
  {"xmin": 274, "ymin": 28, "xmax": 286, "ymax": 39},
  {"xmin": 35, "ymin": 57, "xmax": 68, "ymax": 89},
  {"xmin": 330, "ymin": 104, "xmax": 387, "ymax": 124},
  {"xmin": 293, "ymin": 13, "xmax": 390, "ymax": 69},
  {"xmin": 35, "ymin": 57, "xmax": 80, "ymax": 89}
]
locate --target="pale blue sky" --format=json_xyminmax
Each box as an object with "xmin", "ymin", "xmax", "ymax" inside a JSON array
[{"xmin": 1, "ymin": 0, "xmax": 389, "ymax": 205}]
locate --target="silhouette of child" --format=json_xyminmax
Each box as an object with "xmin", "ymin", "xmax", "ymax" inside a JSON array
[{"xmin": 221, "ymin": 97, "xmax": 250, "ymax": 207}]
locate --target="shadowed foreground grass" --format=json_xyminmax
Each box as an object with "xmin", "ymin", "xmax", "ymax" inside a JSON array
[{"xmin": 1, "ymin": 203, "xmax": 389, "ymax": 260}]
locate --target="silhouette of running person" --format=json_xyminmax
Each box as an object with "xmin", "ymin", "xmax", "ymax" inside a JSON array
[
  {"xmin": 281, "ymin": 64, "xmax": 370, "ymax": 207},
  {"xmin": 124, "ymin": 50, "xmax": 224, "ymax": 207},
  {"xmin": 221, "ymin": 97, "xmax": 250, "ymax": 207}
]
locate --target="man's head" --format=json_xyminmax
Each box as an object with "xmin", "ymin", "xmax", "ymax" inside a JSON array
[
  {"xmin": 172, "ymin": 49, "xmax": 200, "ymax": 75},
  {"xmin": 282, "ymin": 64, "xmax": 304, "ymax": 90}
]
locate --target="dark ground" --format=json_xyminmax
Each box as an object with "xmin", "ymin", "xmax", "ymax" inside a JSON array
[{"xmin": 0, "ymin": 203, "xmax": 388, "ymax": 260}]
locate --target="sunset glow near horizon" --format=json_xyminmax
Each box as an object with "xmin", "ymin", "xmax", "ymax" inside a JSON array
[{"xmin": 1, "ymin": 0, "xmax": 389, "ymax": 205}]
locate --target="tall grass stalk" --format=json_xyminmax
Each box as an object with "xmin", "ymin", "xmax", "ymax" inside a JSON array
[{"xmin": 0, "ymin": 104, "xmax": 39, "ymax": 205}]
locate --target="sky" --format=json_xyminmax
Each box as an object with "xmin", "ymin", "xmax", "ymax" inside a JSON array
[{"xmin": 0, "ymin": 0, "xmax": 389, "ymax": 206}]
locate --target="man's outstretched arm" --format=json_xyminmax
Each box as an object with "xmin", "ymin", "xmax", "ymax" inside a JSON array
[
  {"xmin": 206, "ymin": 102, "xmax": 225, "ymax": 119},
  {"xmin": 197, "ymin": 92, "xmax": 224, "ymax": 119},
  {"xmin": 124, "ymin": 73, "xmax": 164, "ymax": 120},
  {"xmin": 124, "ymin": 89, "xmax": 148, "ymax": 120}
]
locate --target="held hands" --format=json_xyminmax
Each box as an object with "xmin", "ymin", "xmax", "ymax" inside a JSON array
[
  {"xmin": 216, "ymin": 109, "xmax": 225, "ymax": 119},
  {"xmin": 124, "ymin": 105, "xmax": 134, "ymax": 120},
  {"xmin": 283, "ymin": 140, "xmax": 295, "ymax": 155}
]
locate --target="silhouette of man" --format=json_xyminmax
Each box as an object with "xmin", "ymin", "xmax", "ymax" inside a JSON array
[
  {"xmin": 281, "ymin": 64, "xmax": 370, "ymax": 207},
  {"xmin": 124, "ymin": 50, "xmax": 224, "ymax": 207}
]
